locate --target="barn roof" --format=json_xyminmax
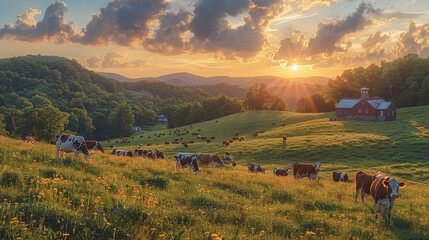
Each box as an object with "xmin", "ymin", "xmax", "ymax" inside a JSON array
[
  {"xmin": 336, "ymin": 99, "xmax": 360, "ymax": 109},
  {"xmin": 367, "ymin": 99, "xmax": 392, "ymax": 110}
]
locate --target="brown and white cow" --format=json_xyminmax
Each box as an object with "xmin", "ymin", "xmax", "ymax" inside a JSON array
[
  {"xmin": 55, "ymin": 133, "xmax": 91, "ymax": 159},
  {"xmin": 155, "ymin": 149, "xmax": 165, "ymax": 159},
  {"xmin": 85, "ymin": 140, "xmax": 105, "ymax": 153},
  {"xmin": 112, "ymin": 149, "xmax": 133, "ymax": 157},
  {"xmin": 221, "ymin": 154, "xmax": 236, "ymax": 167},
  {"xmin": 354, "ymin": 171, "xmax": 376, "ymax": 203},
  {"xmin": 175, "ymin": 153, "xmax": 199, "ymax": 172},
  {"xmin": 333, "ymin": 172, "xmax": 349, "ymax": 182},
  {"xmin": 26, "ymin": 136, "xmax": 35, "ymax": 144},
  {"xmin": 135, "ymin": 149, "xmax": 155, "ymax": 158},
  {"xmin": 370, "ymin": 172, "xmax": 406, "ymax": 223},
  {"xmin": 248, "ymin": 163, "xmax": 265, "ymax": 174},
  {"xmin": 293, "ymin": 162, "xmax": 321, "ymax": 179},
  {"xmin": 196, "ymin": 153, "xmax": 224, "ymax": 167},
  {"xmin": 273, "ymin": 168, "xmax": 289, "ymax": 176}
]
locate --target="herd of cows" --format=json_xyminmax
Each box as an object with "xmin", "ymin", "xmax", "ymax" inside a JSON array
[{"xmin": 27, "ymin": 132, "xmax": 407, "ymax": 223}]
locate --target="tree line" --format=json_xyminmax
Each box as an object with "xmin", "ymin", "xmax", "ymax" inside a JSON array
[
  {"xmin": 296, "ymin": 54, "xmax": 429, "ymax": 112},
  {"xmin": 167, "ymin": 83, "xmax": 287, "ymax": 128}
]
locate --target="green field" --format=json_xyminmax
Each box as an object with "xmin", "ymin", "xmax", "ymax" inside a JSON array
[{"xmin": 1, "ymin": 106, "xmax": 429, "ymax": 239}]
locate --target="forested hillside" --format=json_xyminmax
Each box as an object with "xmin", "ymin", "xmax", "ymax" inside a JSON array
[{"xmin": 0, "ymin": 56, "xmax": 210, "ymax": 140}]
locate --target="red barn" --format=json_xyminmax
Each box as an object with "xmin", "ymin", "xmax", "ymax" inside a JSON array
[{"xmin": 335, "ymin": 88, "xmax": 396, "ymax": 122}]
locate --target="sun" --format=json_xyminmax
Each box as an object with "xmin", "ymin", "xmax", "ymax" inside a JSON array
[{"xmin": 291, "ymin": 63, "xmax": 298, "ymax": 71}]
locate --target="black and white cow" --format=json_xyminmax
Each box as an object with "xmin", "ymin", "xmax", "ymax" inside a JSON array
[
  {"xmin": 56, "ymin": 133, "xmax": 91, "ymax": 159},
  {"xmin": 175, "ymin": 153, "xmax": 199, "ymax": 172},
  {"xmin": 273, "ymin": 168, "xmax": 289, "ymax": 176},
  {"xmin": 112, "ymin": 149, "xmax": 133, "ymax": 157}
]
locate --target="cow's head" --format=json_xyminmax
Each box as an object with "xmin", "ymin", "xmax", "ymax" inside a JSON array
[
  {"xmin": 232, "ymin": 160, "xmax": 236, "ymax": 167},
  {"xmin": 315, "ymin": 162, "xmax": 322, "ymax": 171},
  {"xmin": 55, "ymin": 133, "xmax": 61, "ymax": 140},
  {"xmin": 112, "ymin": 149, "xmax": 117, "ymax": 154},
  {"xmin": 262, "ymin": 169, "xmax": 265, "ymax": 174},
  {"xmin": 127, "ymin": 151, "xmax": 133, "ymax": 157},
  {"xmin": 382, "ymin": 178, "xmax": 406, "ymax": 199},
  {"xmin": 96, "ymin": 142, "xmax": 105, "ymax": 153},
  {"xmin": 191, "ymin": 155, "xmax": 199, "ymax": 172},
  {"xmin": 285, "ymin": 169, "xmax": 289, "ymax": 175}
]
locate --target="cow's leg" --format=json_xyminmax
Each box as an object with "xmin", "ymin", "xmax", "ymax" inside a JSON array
[
  {"xmin": 354, "ymin": 189, "xmax": 360, "ymax": 203},
  {"xmin": 375, "ymin": 200, "xmax": 381, "ymax": 219},
  {"xmin": 175, "ymin": 161, "xmax": 180, "ymax": 170},
  {"xmin": 56, "ymin": 146, "xmax": 60, "ymax": 159},
  {"xmin": 361, "ymin": 190, "xmax": 365, "ymax": 203},
  {"xmin": 74, "ymin": 150, "xmax": 79, "ymax": 160}
]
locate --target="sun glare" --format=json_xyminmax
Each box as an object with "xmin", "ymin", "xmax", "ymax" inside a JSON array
[{"xmin": 291, "ymin": 63, "xmax": 298, "ymax": 71}]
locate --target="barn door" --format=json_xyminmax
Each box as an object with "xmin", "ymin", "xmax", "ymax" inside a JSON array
[{"xmin": 380, "ymin": 111, "xmax": 383, "ymax": 117}]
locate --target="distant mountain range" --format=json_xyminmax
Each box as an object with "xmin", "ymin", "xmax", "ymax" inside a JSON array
[{"xmin": 97, "ymin": 72, "xmax": 330, "ymax": 88}]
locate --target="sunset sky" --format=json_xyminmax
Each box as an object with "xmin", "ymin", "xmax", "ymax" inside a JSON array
[{"xmin": 0, "ymin": 0, "xmax": 428, "ymax": 78}]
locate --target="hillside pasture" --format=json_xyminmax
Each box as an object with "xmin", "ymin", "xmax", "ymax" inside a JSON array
[{"xmin": 0, "ymin": 106, "xmax": 428, "ymax": 239}]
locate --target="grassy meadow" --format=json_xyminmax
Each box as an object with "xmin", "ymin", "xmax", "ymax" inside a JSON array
[{"xmin": 1, "ymin": 106, "xmax": 429, "ymax": 239}]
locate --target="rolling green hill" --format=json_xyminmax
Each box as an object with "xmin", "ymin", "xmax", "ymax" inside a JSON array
[{"xmin": 1, "ymin": 106, "xmax": 428, "ymax": 239}]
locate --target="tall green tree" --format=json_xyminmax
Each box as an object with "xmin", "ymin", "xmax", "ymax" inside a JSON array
[
  {"xmin": 245, "ymin": 83, "xmax": 271, "ymax": 110},
  {"xmin": 109, "ymin": 103, "xmax": 135, "ymax": 137},
  {"xmin": 17, "ymin": 106, "xmax": 69, "ymax": 141}
]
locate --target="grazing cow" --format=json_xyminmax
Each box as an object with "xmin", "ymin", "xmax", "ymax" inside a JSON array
[
  {"xmin": 164, "ymin": 142, "xmax": 170, "ymax": 145},
  {"xmin": 172, "ymin": 141, "xmax": 179, "ymax": 144},
  {"xmin": 232, "ymin": 137, "xmax": 239, "ymax": 140},
  {"xmin": 239, "ymin": 150, "xmax": 243, "ymax": 154},
  {"xmin": 55, "ymin": 133, "xmax": 91, "ymax": 159},
  {"xmin": 225, "ymin": 142, "xmax": 230, "ymax": 146},
  {"xmin": 206, "ymin": 139, "xmax": 211, "ymax": 143},
  {"xmin": 147, "ymin": 143, "xmax": 152, "ymax": 146},
  {"xmin": 175, "ymin": 153, "xmax": 199, "ymax": 172},
  {"xmin": 273, "ymin": 168, "xmax": 289, "ymax": 176},
  {"xmin": 85, "ymin": 140, "xmax": 105, "ymax": 153},
  {"xmin": 221, "ymin": 154, "xmax": 236, "ymax": 167},
  {"xmin": 135, "ymin": 149, "xmax": 155, "ymax": 158},
  {"xmin": 333, "ymin": 172, "xmax": 349, "ymax": 182},
  {"xmin": 355, "ymin": 171, "xmax": 376, "ymax": 203},
  {"xmin": 370, "ymin": 172, "xmax": 406, "ymax": 223},
  {"xmin": 253, "ymin": 133, "xmax": 258, "ymax": 137},
  {"xmin": 155, "ymin": 150, "xmax": 165, "ymax": 159},
  {"xmin": 189, "ymin": 141, "xmax": 194, "ymax": 144},
  {"xmin": 210, "ymin": 136, "xmax": 216, "ymax": 140},
  {"xmin": 26, "ymin": 136, "xmax": 35, "ymax": 144},
  {"xmin": 222, "ymin": 141, "xmax": 227, "ymax": 145},
  {"xmin": 293, "ymin": 162, "xmax": 321, "ymax": 179},
  {"xmin": 248, "ymin": 163, "xmax": 265, "ymax": 174},
  {"xmin": 196, "ymin": 153, "xmax": 224, "ymax": 167},
  {"xmin": 112, "ymin": 149, "xmax": 133, "ymax": 157}
]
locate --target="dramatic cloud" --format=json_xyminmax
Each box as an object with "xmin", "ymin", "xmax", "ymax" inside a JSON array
[
  {"xmin": 306, "ymin": 2, "xmax": 379, "ymax": 55},
  {"xmin": 85, "ymin": 56, "xmax": 102, "ymax": 68},
  {"xmin": 143, "ymin": 10, "xmax": 193, "ymax": 55},
  {"xmin": 84, "ymin": 52, "xmax": 147, "ymax": 68},
  {"xmin": 76, "ymin": 0, "xmax": 168, "ymax": 46},
  {"xmin": 188, "ymin": 0, "xmax": 291, "ymax": 58},
  {"xmin": 274, "ymin": 2, "xmax": 380, "ymax": 66},
  {"xmin": 0, "ymin": 2, "xmax": 76, "ymax": 44},
  {"xmin": 394, "ymin": 20, "xmax": 429, "ymax": 57},
  {"xmin": 361, "ymin": 31, "xmax": 390, "ymax": 53}
]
